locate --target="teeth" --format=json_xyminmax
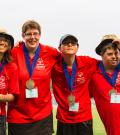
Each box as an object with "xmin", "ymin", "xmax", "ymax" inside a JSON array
[{"xmin": 0, "ymin": 46, "xmax": 5, "ymax": 49}]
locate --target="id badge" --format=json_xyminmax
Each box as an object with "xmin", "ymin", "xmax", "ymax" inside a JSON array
[
  {"xmin": 110, "ymin": 93, "xmax": 120, "ymax": 103},
  {"xmin": 69, "ymin": 102, "xmax": 79, "ymax": 112},
  {"xmin": 26, "ymin": 87, "xmax": 38, "ymax": 98}
]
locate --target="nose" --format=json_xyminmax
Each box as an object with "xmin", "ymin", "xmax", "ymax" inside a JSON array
[
  {"xmin": 112, "ymin": 54, "xmax": 118, "ymax": 60},
  {"xmin": 30, "ymin": 34, "xmax": 35, "ymax": 38},
  {"xmin": 113, "ymin": 54, "xmax": 116, "ymax": 59}
]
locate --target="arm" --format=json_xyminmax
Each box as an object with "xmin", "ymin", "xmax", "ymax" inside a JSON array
[
  {"xmin": 0, "ymin": 93, "xmax": 15, "ymax": 102},
  {"xmin": 89, "ymin": 80, "xmax": 94, "ymax": 98}
]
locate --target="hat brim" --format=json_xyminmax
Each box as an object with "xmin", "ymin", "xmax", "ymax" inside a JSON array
[
  {"xmin": 59, "ymin": 34, "xmax": 78, "ymax": 46},
  {"xmin": 95, "ymin": 39, "xmax": 113, "ymax": 55},
  {"xmin": 0, "ymin": 33, "xmax": 14, "ymax": 49}
]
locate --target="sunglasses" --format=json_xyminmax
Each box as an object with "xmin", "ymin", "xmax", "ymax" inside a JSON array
[{"xmin": 62, "ymin": 40, "xmax": 78, "ymax": 46}]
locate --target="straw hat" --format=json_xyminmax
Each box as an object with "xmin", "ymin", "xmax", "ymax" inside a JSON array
[{"xmin": 95, "ymin": 34, "xmax": 118, "ymax": 55}]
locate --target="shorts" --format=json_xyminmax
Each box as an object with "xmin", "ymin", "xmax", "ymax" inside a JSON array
[
  {"xmin": 8, "ymin": 113, "xmax": 53, "ymax": 135},
  {"xmin": 56, "ymin": 119, "xmax": 93, "ymax": 135},
  {"xmin": 0, "ymin": 115, "xmax": 6, "ymax": 135}
]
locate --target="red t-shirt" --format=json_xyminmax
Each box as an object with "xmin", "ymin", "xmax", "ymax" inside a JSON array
[
  {"xmin": 0, "ymin": 62, "xmax": 19, "ymax": 115},
  {"xmin": 7, "ymin": 42, "xmax": 59, "ymax": 123},
  {"xmin": 52, "ymin": 55, "xmax": 97, "ymax": 123},
  {"xmin": 90, "ymin": 67, "xmax": 120, "ymax": 135}
]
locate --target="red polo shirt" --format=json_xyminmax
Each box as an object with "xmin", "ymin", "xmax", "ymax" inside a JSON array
[
  {"xmin": 0, "ymin": 62, "xmax": 19, "ymax": 115},
  {"xmin": 52, "ymin": 55, "xmax": 97, "ymax": 123},
  {"xmin": 90, "ymin": 67, "xmax": 120, "ymax": 135},
  {"xmin": 7, "ymin": 42, "xmax": 59, "ymax": 123}
]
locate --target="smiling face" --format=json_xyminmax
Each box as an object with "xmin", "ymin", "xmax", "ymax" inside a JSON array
[
  {"xmin": 22, "ymin": 28, "xmax": 40, "ymax": 51},
  {"xmin": 101, "ymin": 46, "xmax": 119, "ymax": 69},
  {"xmin": 0, "ymin": 37, "xmax": 9, "ymax": 54},
  {"xmin": 59, "ymin": 37, "xmax": 79, "ymax": 56},
  {"xmin": 59, "ymin": 42, "xmax": 78, "ymax": 56}
]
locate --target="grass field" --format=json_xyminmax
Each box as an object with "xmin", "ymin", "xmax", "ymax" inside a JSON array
[{"xmin": 52, "ymin": 105, "xmax": 107, "ymax": 135}]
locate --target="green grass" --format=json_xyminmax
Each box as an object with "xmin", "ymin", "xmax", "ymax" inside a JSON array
[
  {"xmin": 52, "ymin": 105, "xmax": 107, "ymax": 135},
  {"xmin": 92, "ymin": 105, "xmax": 106, "ymax": 135}
]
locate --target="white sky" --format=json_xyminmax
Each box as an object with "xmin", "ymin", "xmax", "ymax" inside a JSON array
[{"xmin": 0, "ymin": 0, "xmax": 120, "ymax": 59}]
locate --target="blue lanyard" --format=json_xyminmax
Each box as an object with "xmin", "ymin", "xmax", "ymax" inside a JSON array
[
  {"xmin": 62, "ymin": 59, "xmax": 77, "ymax": 91},
  {"xmin": 0, "ymin": 61, "xmax": 7, "ymax": 73},
  {"xmin": 116, "ymin": 62, "xmax": 120, "ymax": 70},
  {"xmin": 99, "ymin": 62, "xmax": 120, "ymax": 87},
  {"xmin": 23, "ymin": 43, "xmax": 40, "ymax": 78}
]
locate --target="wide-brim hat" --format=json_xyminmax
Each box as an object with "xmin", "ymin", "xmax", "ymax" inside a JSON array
[
  {"xmin": 112, "ymin": 36, "xmax": 120, "ymax": 44},
  {"xmin": 95, "ymin": 34, "xmax": 118, "ymax": 55},
  {"xmin": 0, "ymin": 27, "xmax": 14, "ymax": 49},
  {"xmin": 59, "ymin": 34, "xmax": 78, "ymax": 46}
]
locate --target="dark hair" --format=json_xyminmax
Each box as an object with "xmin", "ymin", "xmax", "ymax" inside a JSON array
[
  {"xmin": 2, "ymin": 42, "xmax": 13, "ymax": 63},
  {"xmin": 100, "ymin": 42, "xmax": 118, "ymax": 55}
]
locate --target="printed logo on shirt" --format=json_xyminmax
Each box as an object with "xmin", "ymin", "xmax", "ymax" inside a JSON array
[
  {"xmin": 36, "ymin": 58, "xmax": 45, "ymax": 70},
  {"xmin": 76, "ymin": 72, "xmax": 85, "ymax": 84},
  {"xmin": 0, "ymin": 75, "xmax": 6, "ymax": 89}
]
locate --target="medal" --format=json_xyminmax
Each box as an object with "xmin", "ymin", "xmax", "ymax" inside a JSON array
[
  {"xmin": 109, "ymin": 89, "xmax": 116, "ymax": 96},
  {"xmin": 26, "ymin": 79, "xmax": 35, "ymax": 89},
  {"xmin": 68, "ymin": 94, "xmax": 75, "ymax": 105},
  {"xmin": 23, "ymin": 44, "xmax": 40, "ymax": 90},
  {"xmin": 62, "ymin": 59, "xmax": 77, "ymax": 105}
]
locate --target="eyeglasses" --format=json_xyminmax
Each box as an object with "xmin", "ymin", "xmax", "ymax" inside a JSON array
[{"xmin": 25, "ymin": 32, "xmax": 40, "ymax": 37}]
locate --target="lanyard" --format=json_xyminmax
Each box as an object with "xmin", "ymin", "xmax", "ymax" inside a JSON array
[
  {"xmin": 99, "ymin": 62, "xmax": 120, "ymax": 87},
  {"xmin": 116, "ymin": 62, "xmax": 120, "ymax": 70},
  {"xmin": 62, "ymin": 59, "xmax": 77, "ymax": 91},
  {"xmin": 23, "ymin": 43, "xmax": 40, "ymax": 78}
]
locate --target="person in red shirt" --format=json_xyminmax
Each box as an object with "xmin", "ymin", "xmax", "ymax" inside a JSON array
[
  {"xmin": 7, "ymin": 20, "xmax": 59, "ymax": 135},
  {"xmin": 51, "ymin": 34, "xmax": 97, "ymax": 135},
  {"xmin": 89, "ymin": 34, "xmax": 120, "ymax": 135},
  {"xmin": 0, "ymin": 27, "xmax": 19, "ymax": 135}
]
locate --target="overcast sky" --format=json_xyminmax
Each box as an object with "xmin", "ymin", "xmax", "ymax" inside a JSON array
[{"xmin": 0, "ymin": 0, "xmax": 120, "ymax": 58}]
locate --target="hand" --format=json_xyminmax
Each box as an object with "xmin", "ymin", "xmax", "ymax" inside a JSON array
[
  {"xmin": 15, "ymin": 41, "xmax": 23, "ymax": 47},
  {"xmin": 0, "ymin": 94, "xmax": 15, "ymax": 102},
  {"xmin": 0, "ymin": 94, "xmax": 5, "ymax": 102},
  {"xmin": 113, "ymin": 38, "xmax": 120, "ymax": 50}
]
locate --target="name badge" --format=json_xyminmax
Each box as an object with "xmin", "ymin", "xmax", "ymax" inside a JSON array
[
  {"xmin": 26, "ymin": 87, "xmax": 38, "ymax": 98},
  {"xmin": 110, "ymin": 93, "xmax": 120, "ymax": 103},
  {"xmin": 69, "ymin": 102, "xmax": 79, "ymax": 112}
]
